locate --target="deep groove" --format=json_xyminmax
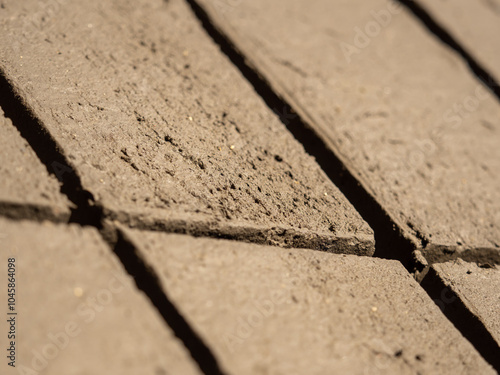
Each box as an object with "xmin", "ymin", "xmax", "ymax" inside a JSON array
[
  {"xmin": 397, "ymin": 0, "xmax": 500, "ymax": 101},
  {"xmin": 113, "ymin": 230, "xmax": 226, "ymax": 375},
  {"xmin": 379, "ymin": 2, "xmax": 500, "ymax": 367},
  {"xmin": 185, "ymin": 0, "xmax": 417, "ymax": 268},
  {"xmin": 185, "ymin": 0, "xmax": 500, "ymax": 369},
  {"xmin": 0, "ymin": 69, "xmax": 224, "ymax": 375},
  {"xmin": 2, "ymin": 1, "xmax": 498, "ymax": 371},
  {"xmin": 0, "ymin": 70, "xmax": 102, "ymax": 227},
  {"xmin": 421, "ymin": 268, "xmax": 500, "ymax": 371},
  {"xmin": 103, "ymin": 210, "xmax": 374, "ymax": 256}
]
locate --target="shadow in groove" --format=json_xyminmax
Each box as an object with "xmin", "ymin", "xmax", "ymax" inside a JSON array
[
  {"xmin": 113, "ymin": 230, "xmax": 226, "ymax": 375},
  {"xmin": 0, "ymin": 70, "xmax": 101, "ymax": 226},
  {"xmin": 397, "ymin": 0, "xmax": 500, "ymax": 102},
  {"xmin": 0, "ymin": 68, "xmax": 225, "ymax": 375},
  {"xmin": 421, "ymin": 268, "xmax": 500, "ymax": 371},
  {"xmin": 184, "ymin": 1, "xmax": 500, "ymax": 370},
  {"xmin": 184, "ymin": 0, "xmax": 418, "ymax": 267}
]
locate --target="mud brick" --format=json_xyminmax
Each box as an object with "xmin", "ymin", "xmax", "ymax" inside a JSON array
[
  {"xmin": 120, "ymin": 227, "xmax": 494, "ymax": 375},
  {"xmin": 193, "ymin": 0, "xmax": 500, "ymax": 261},
  {"xmin": 0, "ymin": 107, "xmax": 70, "ymax": 221},
  {"xmin": 0, "ymin": 0, "xmax": 373, "ymax": 255},
  {"xmin": 0, "ymin": 218, "xmax": 200, "ymax": 375},
  {"xmin": 424, "ymin": 259, "xmax": 500, "ymax": 369},
  {"xmin": 418, "ymin": 0, "xmax": 500, "ymax": 82}
]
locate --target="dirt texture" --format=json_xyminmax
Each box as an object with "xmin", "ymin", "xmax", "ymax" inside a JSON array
[
  {"xmin": 418, "ymin": 0, "xmax": 500, "ymax": 81},
  {"xmin": 0, "ymin": 106, "xmax": 70, "ymax": 221},
  {"xmin": 432, "ymin": 259, "xmax": 500, "ymax": 347},
  {"xmin": 194, "ymin": 0, "xmax": 500, "ymax": 259},
  {"xmin": 120, "ymin": 227, "xmax": 495, "ymax": 375},
  {"xmin": 0, "ymin": 0, "xmax": 374, "ymax": 255},
  {"xmin": 0, "ymin": 218, "xmax": 201, "ymax": 375}
]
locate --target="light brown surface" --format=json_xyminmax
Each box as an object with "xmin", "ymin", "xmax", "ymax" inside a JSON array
[
  {"xmin": 433, "ymin": 259, "xmax": 500, "ymax": 347},
  {"xmin": 121, "ymin": 227, "xmax": 494, "ymax": 375},
  {"xmin": 0, "ymin": 218, "xmax": 201, "ymax": 375},
  {"xmin": 194, "ymin": 0, "xmax": 500, "ymax": 258},
  {"xmin": 0, "ymin": 107, "xmax": 70, "ymax": 221},
  {"xmin": 0, "ymin": 0, "xmax": 373, "ymax": 255},
  {"xmin": 418, "ymin": 0, "xmax": 500, "ymax": 81},
  {"xmin": 0, "ymin": 0, "xmax": 499, "ymax": 373}
]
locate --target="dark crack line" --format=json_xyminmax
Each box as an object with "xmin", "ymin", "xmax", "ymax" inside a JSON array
[
  {"xmin": 0, "ymin": 68, "xmax": 225, "ymax": 375},
  {"xmin": 397, "ymin": 0, "xmax": 500, "ymax": 101},
  {"xmin": 0, "ymin": 66, "xmax": 372, "ymax": 256},
  {"xmin": 184, "ymin": 0, "xmax": 418, "ymax": 268},
  {"xmin": 102, "ymin": 209, "xmax": 374, "ymax": 256},
  {"xmin": 184, "ymin": 0, "xmax": 500, "ymax": 268},
  {"xmin": 2, "ymin": 1, "xmax": 499, "ymax": 371},
  {"xmin": 0, "ymin": 70, "xmax": 102, "ymax": 227},
  {"xmin": 185, "ymin": 0, "xmax": 500, "ymax": 370},
  {"xmin": 422, "ymin": 268, "xmax": 500, "ymax": 371},
  {"xmin": 113, "ymin": 229, "xmax": 226, "ymax": 375}
]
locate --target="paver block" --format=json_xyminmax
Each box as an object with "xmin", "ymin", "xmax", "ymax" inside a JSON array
[
  {"xmin": 194, "ymin": 0, "xmax": 500, "ymax": 259},
  {"xmin": 120, "ymin": 227, "xmax": 494, "ymax": 375},
  {"xmin": 0, "ymin": 107, "xmax": 70, "ymax": 221},
  {"xmin": 0, "ymin": 0, "xmax": 373, "ymax": 255},
  {"xmin": 428, "ymin": 260, "xmax": 500, "ymax": 354},
  {"xmin": 418, "ymin": 0, "xmax": 500, "ymax": 82},
  {"xmin": 0, "ymin": 218, "xmax": 201, "ymax": 375}
]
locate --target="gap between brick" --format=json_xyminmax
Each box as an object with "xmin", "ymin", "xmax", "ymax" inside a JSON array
[
  {"xmin": 184, "ymin": 0, "xmax": 500, "ymax": 268},
  {"xmin": 0, "ymin": 70, "xmax": 101, "ymax": 227},
  {"xmin": 397, "ymin": 0, "xmax": 500, "ymax": 101},
  {"xmin": 183, "ymin": 0, "xmax": 421, "ymax": 268},
  {"xmin": 184, "ymin": 0, "xmax": 500, "ymax": 370},
  {"xmin": 0, "ymin": 70, "xmax": 226, "ymax": 375},
  {"xmin": 111, "ymin": 227, "xmax": 227, "ymax": 375},
  {"xmin": 0, "ymin": 2, "xmax": 498, "ymax": 371},
  {"xmin": 421, "ymin": 268, "xmax": 500, "ymax": 372},
  {"xmin": 0, "ymin": 68, "xmax": 373, "ymax": 256}
]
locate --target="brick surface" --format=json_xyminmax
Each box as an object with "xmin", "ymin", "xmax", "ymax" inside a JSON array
[
  {"xmin": 0, "ymin": 218, "xmax": 200, "ymax": 375},
  {"xmin": 0, "ymin": 0, "xmax": 373, "ymax": 255},
  {"xmin": 120, "ymin": 227, "xmax": 494, "ymax": 375},
  {"xmin": 0, "ymin": 107, "xmax": 70, "ymax": 221},
  {"xmin": 194, "ymin": 0, "xmax": 500, "ymax": 259},
  {"xmin": 431, "ymin": 260, "xmax": 500, "ymax": 347},
  {"xmin": 418, "ymin": 0, "xmax": 500, "ymax": 82}
]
